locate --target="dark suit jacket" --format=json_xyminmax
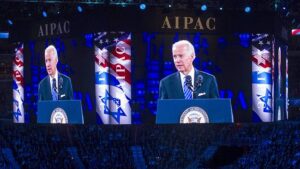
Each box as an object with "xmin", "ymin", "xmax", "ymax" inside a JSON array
[
  {"xmin": 159, "ymin": 69, "xmax": 219, "ymax": 99},
  {"xmin": 38, "ymin": 73, "xmax": 73, "ymax": 101}
]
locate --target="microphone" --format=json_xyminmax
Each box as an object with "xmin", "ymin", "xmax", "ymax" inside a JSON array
[
  {"xmin": 185, "ymin": 75, "xmax": 193, "ymax": 91},
  {"xmin": 58, "ymin": 77, "xmax": 63, "ymax": 100},
  {"xmin": 59, "ymin": 77, "xmax": 63, "ymax": 89},
  {"xmin": 52, "ymin": 78, "xmax": 57, "ymax": 93},
  {"xmin": 194, "ymin": 75, "xmax": 203, "ymax": 90}
]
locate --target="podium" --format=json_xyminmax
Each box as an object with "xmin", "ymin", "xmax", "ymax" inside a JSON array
[
  {"xmin": 156, "ymin": 99, "xmax": 233, "ymax": 124},
  {"xmin": 37, "ymin": 100, "xmax": 84, "ymax": 124}
]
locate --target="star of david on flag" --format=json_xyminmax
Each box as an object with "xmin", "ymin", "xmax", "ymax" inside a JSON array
[
  {"xmin": 257, "ymin": 88, "xmax": 272, "ymax": 113},
  {"xmin": 252, "ymin": 34, "xmax": 273, "ymax": 122},
  {"xmin": 100, "ymin": 90, "xmax": 127, "ymax": 123},
  {"xmin": 94, "ymin": 32, "xmax": 131, "ymax": 124}
]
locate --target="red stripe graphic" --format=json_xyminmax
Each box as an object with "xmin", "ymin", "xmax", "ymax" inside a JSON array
[
  {"xmin": 252, "ymin": 55, "xmax": 271, "ymax": 68},
  {"xmin": 95, "ymin": 55, "xmax": 131, "ymax": 84}
]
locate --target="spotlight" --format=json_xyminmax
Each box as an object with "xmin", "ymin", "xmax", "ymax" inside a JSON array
[
  {"xmin": 77, "ymin": 5, "xmax": 83, "ymax": 13},
  {"xmin": 139, "ymin": 3, "xmax": 146, "ymax": 10},
  {"xmin": 42, "ymin": 11, "xmax": 47, "ymax": 17},
  {"xmin": 274, "ymin": 3, "xmax": 278, "ymax": 10},
  {"xmin": 244, "ymin": 6, "xmax": 251, "ymax": 13},
  {"xmin": 7, "ymin": 19, "xmax": 13, "ymax": 25},
  {"xmin": 219, "ymin": 7, "xmax": 223, "ymax": 11},
  {"xmin": 201, "ymin": 4, "xmax": 207, "ymax": 11}
]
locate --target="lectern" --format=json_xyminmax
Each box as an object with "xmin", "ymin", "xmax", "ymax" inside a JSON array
[
  {"xmin": 156, "ymin": 99, "xmax": 233, "ymax": 124},
  {"xmin": 37, "ymin": 100, "xmax": 84, "ymax": 124}
]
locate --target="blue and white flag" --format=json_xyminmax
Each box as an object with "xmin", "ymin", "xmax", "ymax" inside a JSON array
[
  {"xmin": 94, "ymin": 32, "xmax": 131, "ymax": 124},
  {"xmin": 252, "ymin": 34, "xmax": 273, "ymax": 122},
  {"xmin": 13, "ymin": 44, "xmax": 24, "ymax": 123}
]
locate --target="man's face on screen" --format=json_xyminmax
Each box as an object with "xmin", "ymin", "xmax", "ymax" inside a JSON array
[
  {"xmin": 172, "ymin": 44, "xmax": 194, "ymax": 75},
  {"xmin": 45, "ymin": 51, "xmax": 58, "ymax": 77}
]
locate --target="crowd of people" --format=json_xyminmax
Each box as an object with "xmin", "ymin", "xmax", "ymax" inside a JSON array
[{"xmin": 0, "ymin": 122, "xmax": 300, "ymax": 168}]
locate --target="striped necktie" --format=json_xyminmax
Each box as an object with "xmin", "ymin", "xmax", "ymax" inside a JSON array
[
  {"xmin": 52, "ymin": 78, "xmax": 58, "ymax": 101},
  {"xmin": 183, "ymin": 75, "xmax": 193, "ymax": 99}
]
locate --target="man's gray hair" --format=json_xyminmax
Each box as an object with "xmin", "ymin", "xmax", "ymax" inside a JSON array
[
  {"xmin": 45, "ymin": 45, "xmax": 58, "ymax": 60},
  {"xmin": 172, "ymin": 40, "xmax": 195, "ymax": 58}
]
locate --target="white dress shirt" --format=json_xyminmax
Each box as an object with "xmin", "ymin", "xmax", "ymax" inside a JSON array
[{"xmin": 49, "ymin": 71, "xmax": 58, "ymax": 91}]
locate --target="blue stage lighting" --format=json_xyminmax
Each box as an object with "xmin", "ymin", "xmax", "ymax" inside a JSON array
[
  {"xmin": 219, "ymin": 7, "xmax": 223, "ymax": 10},
  {"xmin": 77, "ymin": 5, "xmax": 83, "ymax": 13},
  {"xmin": 42, "ymin": 11, "xmax": 47, "ymax": 17},
  {"xmin": 244, "ymin": 6, "xmax": 251, "ymax": 13},
  {"xmin": 201, "ymin": 4, "xmax": 207, "ymax": 11},
  {"xmin": 7, "ymin": 19, "xmax": 13, "ymax": 25},
  {"xmin": 0, "ymin": 32, "xmax": 9, "ymax": 39},
  {"xmin": 139, "ymin": 3, "xmax": 146, "ymax": 10}
]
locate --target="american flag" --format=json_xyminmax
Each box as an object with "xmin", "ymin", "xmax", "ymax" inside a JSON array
[
  {"xmin": 252, "ymin": 34, "xmax": 273, "ymax": 122},
  {"xmin": 13, "ymin": 44, "xmax": 25, "ymax": 123},
  {"xmin": 94, "ymin": 32, "xmax": 131, "ymax": 124}
]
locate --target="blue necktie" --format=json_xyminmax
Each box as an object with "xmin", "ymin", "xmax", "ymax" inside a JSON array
[
  {"xmin": 52, "ymin": 78, "xmax": 58, "ymax": 101},
  {"xmin": 183, "ymin": 75, "xmax": 193, "ymax": 99}
]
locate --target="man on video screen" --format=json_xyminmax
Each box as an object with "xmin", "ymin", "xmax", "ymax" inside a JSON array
[
  {"xmin": 38, "ymin": 45, "xmax": 73, "ymax": 101},
  {"xmin": 159, "ymin": 40, "xmax": 219, "ymax": 99}
]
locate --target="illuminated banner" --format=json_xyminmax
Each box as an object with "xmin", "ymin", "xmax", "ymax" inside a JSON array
[
  {"xmin": 10, "ymin": 9, "xmax": 278, "ymax": 41},
  {"xmin": 291, "ymin": 29, "xmax": 300, "ymax": 36},
  {"xmin": 94, "ymin": 32, "xmax": 131, "ymax": 124},
  {"xmin": 160, "ymin": 16, "xmax": 216, "ymax": 31},
  {"xmin": 13, "ymin": 44, "xmax": 25, "ymax": 123},
  {"xmin": 37, "ymin": 20, "xmax": 70, "ymax": 37},
  {"xmin": 252, "ymin": 34, "xmax": 273, "ymax": 122}
]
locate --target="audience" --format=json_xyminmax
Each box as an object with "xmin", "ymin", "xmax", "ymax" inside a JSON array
[{"xmin": 0, "ymin": 122, "xmax": 299, "ymax": 168}]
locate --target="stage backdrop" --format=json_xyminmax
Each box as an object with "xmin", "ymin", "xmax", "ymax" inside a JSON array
[
  {"xmin": 10, "ymin": 7, "xmax": 288, "ymax": 124},
  {"xmin": 14, "ymin": 32, "xmax": 252, "ymax": 124}
]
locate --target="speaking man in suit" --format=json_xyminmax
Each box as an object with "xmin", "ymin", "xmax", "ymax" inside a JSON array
[
  {"xmin": 159, "ymin": 40, "xmax": 219, "ymax": 99},
  {"xmin": 38, "ymin": 45, "xmax": 73, "ymax": 101}
]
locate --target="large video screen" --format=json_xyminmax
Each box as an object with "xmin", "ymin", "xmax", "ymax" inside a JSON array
[{"xmin": 15, "ymin": 32, "xmax": 252, "ymax": 124}]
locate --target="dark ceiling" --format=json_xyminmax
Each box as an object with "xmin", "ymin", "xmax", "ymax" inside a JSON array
[{"xmin": 0, "ymin": 0, "xmax": 300, "ymax": 31}]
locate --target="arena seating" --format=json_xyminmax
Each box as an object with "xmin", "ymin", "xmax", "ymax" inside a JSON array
[{"xmin": 0, "ymin": 122, "xmax": 300, "ymax": 168}]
